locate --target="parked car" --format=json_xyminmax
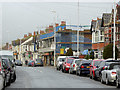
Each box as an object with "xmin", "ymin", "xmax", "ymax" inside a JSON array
[
  {"xmin": 76, "ymin": 60, "xmax": 92, "ymax": 76},
  {"xmin": 62, "ymin": 58, "xmax": 74, "ymax": 73},
  {"xmin": 94, "ymin": 60, "xmax": 120, "ymax": 81},
  {"xmin": 15, "ymin": 60, "xmax": 23, "ymax": 66},
  {"xmin": 28, "ymin": 60, "xmax": 35, "ymax": 67},
  {"xmin": 90, "ymin": 59, "xmax": 103, "ymax": 79},
  {"xmin": 116, "ymin": 64, "xmax": 120, "ymax": 88},
  {"xmin": 101, "ymin": 62, "xmax": 120, "ymax": 85},
  {"xmin": 35, "ymin": 59, "xmax": 43, "ymax": 66},
  {"xmin": 56, "ymin": 56, "xmax": 66, "ymax": 70},
  {"xmin": 1, "ymin": 57, "xmax": 11, "ymax": 86},
  {"xmin": 0, "ymin": 58, "xmax": 5, "ymax": 90},
  {"xmin": 69, "ymin": 59, "xmax": 83, "ymax": 74},
  {"xmin": 0, "ymin": 50, "xmax": 16, "ymax": 83}
]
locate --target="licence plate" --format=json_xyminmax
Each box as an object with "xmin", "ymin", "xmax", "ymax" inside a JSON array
[
  {"xmin": 38, "ymin": 63, "xmax": 40, "ymax": 64},
  {"xmin": 87, "ymin": 66, "xmax": 90, "ymax": 68}
]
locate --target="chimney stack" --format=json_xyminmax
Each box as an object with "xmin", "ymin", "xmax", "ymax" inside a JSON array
[
  {"xmin": 28, "ymin": 33, "xmax": 32, "ymax": 36},
  {"xmin": 61, "ymin": 21, "xmax": 66, "ymax": 26},
  {"xmin": 24, "ymin": 34, "xmax": 27, "ymax": 38},
  {"xmin": 55, "ymin": 23, "xmax": 59, "ymax": 27}
]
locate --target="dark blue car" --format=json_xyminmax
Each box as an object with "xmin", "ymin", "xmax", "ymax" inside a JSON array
[{"xmin": 76, "ymin": 60, "xmax": 92, "ymax": 76}]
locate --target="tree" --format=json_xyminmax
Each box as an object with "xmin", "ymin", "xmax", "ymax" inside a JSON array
[
  {"xmin": 103, "ymin": 44, "xmax": 118, "ymax": 59},
  {"xmin": 85, "ymin": 54, "xmax": 90, "ymax": 60},
  {"xmin": 90, "ymin": 50, "xmax": 94, "ymax": 60},
  {"xmin": 65, "ymin": 48, "xmax": 73, "ymax": 56}
]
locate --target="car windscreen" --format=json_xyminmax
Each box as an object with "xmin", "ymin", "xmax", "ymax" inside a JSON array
[
  {"xmin": 94, "ymin": 61, "xmax": 102, "ymax": 66},
  {"xmin": 67, "ymin": 59, "xmax": 74, "ymax": 63}
]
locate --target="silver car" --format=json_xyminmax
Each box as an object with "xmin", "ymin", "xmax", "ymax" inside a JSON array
[
  {"xmin": 69, "ymin": 59, "xmax": 84, "ymax": 74},
  {"xmin": 116, "ymin": 65, "xmax": 120, "ymax": 88},
  {"xmin": 101, "ymin": 63, "xmax": 120, "ymax": 85},
  {"xmin": 56, "ymin": 56, "xmax": 66, "ymax": 70}
]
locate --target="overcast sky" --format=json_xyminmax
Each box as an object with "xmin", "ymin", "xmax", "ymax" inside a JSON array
[{"xmin": 0, "ymin": 0, "xmax": 120, "ymax": 46}]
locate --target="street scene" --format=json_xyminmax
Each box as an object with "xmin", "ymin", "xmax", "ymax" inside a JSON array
[{"xmin": 0, "ymin": 0, "xmax": 120, "ymax": 89}]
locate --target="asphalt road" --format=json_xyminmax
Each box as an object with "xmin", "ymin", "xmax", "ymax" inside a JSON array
[{"xmin": 6, "ymin": 66, "xmax": 116, "ymax": 88}]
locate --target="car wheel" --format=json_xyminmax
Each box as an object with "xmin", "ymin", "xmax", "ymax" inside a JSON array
[
  {"xmin": 56, "ymin": 67, "xmax": 58, "ymax": 70},
  {"xmin": 79, "ymin": 70, "xmax": 82, "ymax": 76},
  {"xmin": 7, "ymin": 76, "xmax": 11, "ymax": 86},
  {"xmin": 101, "ymin": 74, "xmax": 104, "ymax": 84},
  {"xmin": 13, "ymin": 73, "xmax": 16, "ymax": 82},
  {"xmin": 76, "ymin": 70, "xmax": 78, "ymax": 75},
  {"xmin": 105, "ymin": 76, "xmax": 109, "ymax": 85},
  {"xmin": 62, "ymin": 68, "xmax": 64, "ymax": 72},
  {"xmin": 69, "ymin": 69, "xmax": 71, "ymax": 74},
  {"xmin": 116, "ymin": 77, "xmax": 120, "ymax": 88},
  {"xmin": 91, "ymin": 73, "xmax": 94, "ymax": 79},
  {"xmin": 64, "ymin": 68, "xmax": 66, "ymax": 73}
]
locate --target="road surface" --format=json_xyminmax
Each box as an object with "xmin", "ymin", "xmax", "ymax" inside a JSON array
[{"xmin": 6, "ymin": 66, "xmax": 116, "ymax": 88}]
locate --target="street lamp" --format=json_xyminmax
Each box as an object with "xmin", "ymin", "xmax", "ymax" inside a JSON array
[
  {"xmin": 51, "ymin": 10, "xmax": 56, "ymax": 66},
  {"xmin": 77, "ymin": 0, "xmax": 80, "ymax": 57},
  {"xmin": 113, "ymin": 1, "xmax": 116, "ymax": 60}
]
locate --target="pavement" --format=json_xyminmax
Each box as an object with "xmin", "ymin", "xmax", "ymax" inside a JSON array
[{"xmin": 6, "ymin": 66, "xmax": 117, "ymax": 88}]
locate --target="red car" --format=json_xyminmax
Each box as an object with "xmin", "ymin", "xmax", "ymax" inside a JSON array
[
  {"xmin": 62, "ymin": 58, "xmax": 74, "ymax": 73},
  {"xmin": 89, "ymin": 59, "xmax": 103, "ymax": 79}
]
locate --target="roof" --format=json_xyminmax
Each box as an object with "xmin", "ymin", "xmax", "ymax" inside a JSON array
[
  {"xmin": 102, "ymin": 13, "xmax": 112, "ymax": 26},
  {"xmin": 21, "ymin": 37, "xmax": 33, "ymax": 45}
]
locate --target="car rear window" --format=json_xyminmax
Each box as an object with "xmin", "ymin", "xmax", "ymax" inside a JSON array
[
  {"xmin": 81, "ymin": 60, "xmax": 91, "ymax": 64},
  {"xmin": 113, "ymin": 65, "xmax": 120, "ymax": 69},
  {"xmin": 75, "ymin": 60, "xmax": 81, "ymax": 64},
  {"xmin": 67, "ymin": 59, "xmax": 74, "ymax": 63},
  {"xmin": 94, "ymin": 61, "xmax": 102, "ymax": 66},
  {"xmin": 36, "ymin": 59, "xmax": 42, "ymax": 63},
  {"xmin": 59, "ymin": 58, "xmax": 65, "ymax": 62}
]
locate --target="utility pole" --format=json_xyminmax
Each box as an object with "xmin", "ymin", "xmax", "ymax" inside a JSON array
[
  {"xmin": 77, "ymin": 0, "xmax": 80, "ymax": 57},
  {"xmin": 113, "ymin": 1, "xmax": 116, "ymax": 60}
]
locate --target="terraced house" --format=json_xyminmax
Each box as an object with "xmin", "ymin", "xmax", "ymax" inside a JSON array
[{"xmin": 91, "ymin": 1, "xmax": 120, "ymax": 59}]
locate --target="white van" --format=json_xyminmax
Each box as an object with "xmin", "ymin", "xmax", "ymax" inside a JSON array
[
  {"xmin": 56, "ymin": 56, "xmax": 67, "ymax": 70},
  {"xmin": 0, "ymin": 50, "xmax": 14, "ymax": 62}
]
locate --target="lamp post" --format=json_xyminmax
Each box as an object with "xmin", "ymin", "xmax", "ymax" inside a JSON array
[
  {"xmin": 77, "ymin": 0, "xmax": 80, "ymax": 57},
  {"xmin": 113, "ymin": 1, "xmax": 116, "ymax": 60}
]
